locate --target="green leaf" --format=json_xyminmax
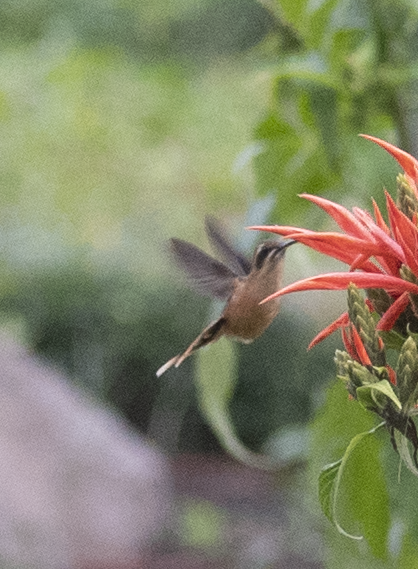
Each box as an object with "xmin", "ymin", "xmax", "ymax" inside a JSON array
[
  {"xmin": 318, "ymin": 422, "xmax": 385, "ymax": 541},
  {"xmin": 378, "ymin": 329, "xmax": 406, "ymax": 351},
  {"xmin": 397, "ymin": 533, "xmax": 418, "ymax": 569},
  {"xmin": 356, "ymin": 380, "xmax": 402, "ymax": 411},
  {"xmin": 308, "ymin": 86, "xmax": 341, "ymax": 171},
  {"xmin": 311, "ymin": 382, "xmax": 390, "ymax": 559},
  {"xmin": 278, "ymin": 0, "xmax": 309, "ymax": 35},
  {"xmin": 406, "ymin": 326, "xmax": 418, "ymax": 343},
  {"xmin": 393, "ymin": 429, "xmax": 418, "ymax": 478},
  {"xmin": 270, "ymin": 56, "xmax": 339, "ymax": 89},
  {"xmin": 318, "ymin": 459, "xmax": 342, "ymax": 522},
  {"xmin": 195, "ymin": 337, "xmax": 273, "ymax": 469},
  {"xmin": 253, "ymin": 97, "xmax": 338, "ymax": 221},
  {"xmin": 197, "ymin": 335, "xmax": 236, "ymax": 406},
  {"xmin": 307, "ymin": 0, "xmax": 340, "ymax": 49}
]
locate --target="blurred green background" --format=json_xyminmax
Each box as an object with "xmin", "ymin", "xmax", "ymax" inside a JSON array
[
  {"xmin": 0, "ymin": 0, "xmax": 341, "ymax": 454},
  {"xmin": 2, "ymin": 0, "xmax": 418, "ymax": 565}
]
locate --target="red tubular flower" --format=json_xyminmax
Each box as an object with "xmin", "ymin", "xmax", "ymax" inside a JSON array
[
  {"xmin": 308, "ymin": 312, "xmax": 349, "ymax": 349},
  {"xmin": 250, "ymin": 135, "xmax": 418, "ymax": 345},
  {"xmin": 360, "ymin": 134, "xmax": 418, "ymax": 192},
  {"xmin": 376, "ymin": 292, "xmax": 410, "ymax": 331},
  {"xmin": 342, "ymin": 324, "xmax": 372, "ymax": 367},
  {"xmin": 386, "ymin": 365, "xmax": 397, "ymax": 386}
]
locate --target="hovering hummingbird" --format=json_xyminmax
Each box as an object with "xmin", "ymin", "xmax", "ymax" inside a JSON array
[{"xmin": 156, "ymin": 217, "xmax": 295, "ymax": 377}]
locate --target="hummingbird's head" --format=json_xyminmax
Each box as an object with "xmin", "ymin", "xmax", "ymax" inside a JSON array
[{"xmin": 253, "ymin": 239, "xmax": 296, "ymax": 271}]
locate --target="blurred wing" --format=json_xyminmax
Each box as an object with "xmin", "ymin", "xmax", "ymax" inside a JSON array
[
  {"xmin": 170, "ymin": 238, "xmax": 237, "ymax": 300},
  {"xmin": 205, "ymin": 216, "xmax": 251, "ymax": 276}
]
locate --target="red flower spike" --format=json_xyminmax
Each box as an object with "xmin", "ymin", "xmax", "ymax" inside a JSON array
[
  {"xmin": 253, "ymin": 137, "xmax": 418, "ymax": 348},
  {"xmin": 375, "ymin": 292, "xmax": 410, "ymax": 331},
  {"xmin": 341, "ymin": 325, "xmax": 371, "ymax": 365},
  {"xmin": 308, "ymin": 312, "xmax": 349, "ymax": 349},
  {"xmin": 360, "ymin": 134, "xmax": 418, "ymax": 186}
]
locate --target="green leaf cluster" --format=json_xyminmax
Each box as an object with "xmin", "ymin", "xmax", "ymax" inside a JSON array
[
  {"xmin": 315, "ymin": 286, "xmax": 418, "ymax": 560},
  {"xmin": 311, "ymin": 381, "xmax": 390, "ymax": 561},
  {"xmin": 253, "ymin": 0, "xmax": 418, "ymax": 223}
]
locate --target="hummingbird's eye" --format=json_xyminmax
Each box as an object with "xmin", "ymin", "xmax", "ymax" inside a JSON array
[{"xmin": 254, "ymin": 246, "xmax": 271, "ymax": 269}]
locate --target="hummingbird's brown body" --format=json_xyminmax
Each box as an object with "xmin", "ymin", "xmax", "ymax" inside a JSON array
[
  {"xmin": 156, "ymin": 218, "xmax": 295, "ymax": 377},
  {"xmin": 222, "ymin": 264, "xmax": 283, "ymax": 340}
]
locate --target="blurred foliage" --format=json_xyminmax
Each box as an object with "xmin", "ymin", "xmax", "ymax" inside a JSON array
[
  {"xmin": 0, "ymin": 45, "xmax": 271, "ymax": 247},
  {"xmin": 180, "ymin": 499, "xmax": 227, "ymax": 550},
  {"xmin": 0, "ymin": 0, "xmax": 272, "ymax": 60},
  {"xmin": 253, "ymin": 0, "xmax": 418, "ymax": 222},
  {"xmin": 0, "ymin": 0, "xmax": 338, "ymax": 455},
  {"xmin": 0, "ymin": 252, "xmax": 334, "ymax": 453}
]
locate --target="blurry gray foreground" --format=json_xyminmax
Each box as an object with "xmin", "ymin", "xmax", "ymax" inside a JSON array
[{"xmin": 0, "ymin": 334, "xmax": 170, "ymax": 569}]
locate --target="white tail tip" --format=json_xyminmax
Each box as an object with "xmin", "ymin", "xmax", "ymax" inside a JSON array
[{"xmin": 156, "ymin": 355, "xmax": 179, "ymax": 377}]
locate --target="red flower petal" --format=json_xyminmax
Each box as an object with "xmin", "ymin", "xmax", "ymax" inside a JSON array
[
  {"xmin": 283, "ymin": 232, "xmax": 389, "ymax": 257},
  {"xmin": 353, "ymin": 206, "xmax": 405, "ymax": 267},
  {"xmin": 395, "ymin": 229, "xmax": 418, "ymax": 276},
  {"xmin": 360, "ymin": 134, "xmax": 418, "ymax": 184},
  {"xmin": 341, "ymin": 326, "xmax": 358, "ymax": 361},
  {"xmin": 308, "ymin": 312, "xmax": 349, "ymax": 349},
  {"xmin": 386, "ymin": 364, "xmax": 397, "ymax": 385},
  {"xmin": 385, "ymin": 191, "xmax": 418, "ymax": 260},
  {"xmin": 261, "ymin": 272, "xmax": 418, "ymax": 304},
  {"xmin": 372, "ymin": 199, "xmax": 390, "ymax": 235},
  {"xmin": 248, "ymin": 225, "xmax": 310, "ymax": 237},
  {"xmin": 351, "ymin": 325, "xmax": 372, "ymax": 366},
  {"xmin": 349, "ymin": 253, "xmax": 370, "ymax": 271},
  {"xmin": 365, "ymin": 299, "xmax": 375, "ymax": 311},
  {"xmin": 250, "ymin": 225, "xmax": 393, "ymax": 271},
  {"xmin": 298, "ymin": 194, "xmax": 372, "ymax": 239},
  {"xmin": 375, "ymin": 292, "xmax": 410, "ymax": 331}
]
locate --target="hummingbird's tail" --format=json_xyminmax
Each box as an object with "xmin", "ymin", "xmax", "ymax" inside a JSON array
[{"xmin": 156, "ymin": 317, "xmax": 226, "ymax": 377}]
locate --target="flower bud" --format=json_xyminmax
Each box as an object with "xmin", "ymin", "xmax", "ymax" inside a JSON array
[
  {"xmin": 335, "ymin": 349, "xmax": 379, "ymax": 398},
  {"xmin": 397, "ymin": 336, "xmax": 418, "ymax": 412},
  {"xmin": 397, "ymin": 173, "xmax": 418, "ymax": 220},
  {"xmin": 366, "ymin": 288, "xmax": 393, "ymax": 316},
  {"xmin": 400, "ymin": 266, "xmax": 418, "ymax": 321},
  {"xmin": 347, "ymin": 284, "xmax": 385, "ymax": 366}
]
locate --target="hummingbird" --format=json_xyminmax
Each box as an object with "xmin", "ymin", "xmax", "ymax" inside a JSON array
[{"xmin": 156, "ymin": 217, "xmax": 295, "ymax": 377}]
